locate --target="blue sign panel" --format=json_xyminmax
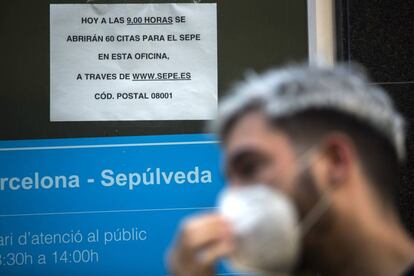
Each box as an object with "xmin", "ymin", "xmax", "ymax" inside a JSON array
[{"xmin": 0, "ymin": 134, "xmax": 230, "ymax": 275}]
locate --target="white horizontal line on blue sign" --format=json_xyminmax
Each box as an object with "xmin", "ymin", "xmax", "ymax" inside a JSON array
[
  {"xmin": 0, "ymin": 141, "xmax": 220, "ymax": 152},
  {"xmin": 0, "ymin": 207, "xmax": 218, "ymax": 218}
]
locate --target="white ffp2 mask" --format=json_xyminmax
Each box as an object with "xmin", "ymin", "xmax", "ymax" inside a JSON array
[
  {"xmin": 218, "ymin": 180, "xmax": 333, "ymax": 276},
  {"xmin": 218, "ymin": 185, "xmax": 300, "ymax": 275}
]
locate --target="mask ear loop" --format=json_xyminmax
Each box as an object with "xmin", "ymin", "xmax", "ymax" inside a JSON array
[
  {"xmin": 299, "ymin": 187, "xmax": 332, "ymax": 236},
  {"xmin": 290, "ymin": 147, "xmax": 335, "ymax": 237}
]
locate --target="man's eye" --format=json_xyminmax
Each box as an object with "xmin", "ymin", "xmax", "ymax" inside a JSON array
[
  {"xmin": 226, "ymin": 151, "xmax": 270, "ymax": 183},
  {"xmin": 236, "ymin": 160, "xmax": 263, "ymax": 180}
]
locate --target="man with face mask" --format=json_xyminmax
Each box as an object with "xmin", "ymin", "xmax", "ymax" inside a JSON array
[{"xmin": 168, "ymin": 65, "xmax": 414, "ymax": 276}]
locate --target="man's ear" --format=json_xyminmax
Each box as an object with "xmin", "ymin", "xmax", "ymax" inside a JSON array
[{"xmin": 319, "ymin": 132, "xmax": 357, "ymax": 189}]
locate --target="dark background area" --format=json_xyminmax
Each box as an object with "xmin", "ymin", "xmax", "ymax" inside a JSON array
[
  {"xmin": 0, "ymin": 0, "xmax": 308, "ymax": 140},
  {"xmin": 336, "ymin": 0, "xmax": 414, "ymax": 234}
]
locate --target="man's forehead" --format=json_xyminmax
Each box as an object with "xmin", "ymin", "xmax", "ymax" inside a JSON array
[
  {"xmin": 224, "ymin": 111, "xmax": 291, "ymax": 153},
  {"xmin": 225, "ymin": 111, "xmax": 271, "ymax": 140}
]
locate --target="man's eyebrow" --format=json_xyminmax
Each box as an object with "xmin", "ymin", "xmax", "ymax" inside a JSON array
[{"xmin": 229, "ymin": 150, "xmax": 258, "ymax": 164}]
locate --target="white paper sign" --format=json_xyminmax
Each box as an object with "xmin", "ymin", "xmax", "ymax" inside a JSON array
[{"xmin": 50, "ymin": 4, "xmax": 217, "ymax": 121}]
